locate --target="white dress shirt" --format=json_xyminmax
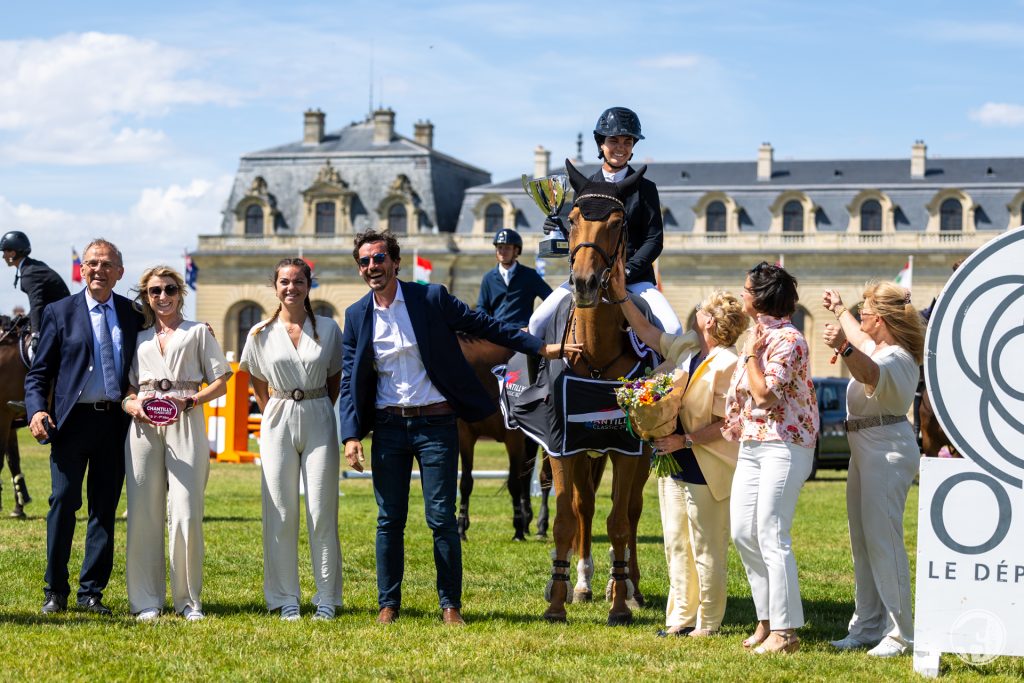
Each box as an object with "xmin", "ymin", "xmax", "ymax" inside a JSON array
[
  {"xmin": 372, "ymin": 282, "xmax": 446, "ymax": 408},
  {"xmin": 498, "ymin": 262, "xmax": 517, "ymax": 287},
  {"xmin": 602, "ymin": 167, "xmax": 628, "ymax": 183}
]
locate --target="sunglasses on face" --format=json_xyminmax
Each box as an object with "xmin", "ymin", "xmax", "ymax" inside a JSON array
[
  {"xmin": 148, "ymin": 284, "xmax": 180, "ymax": 297},
  {"xmin": 358, "ymin": 252, "xmax": 388, "ymax": 268}
]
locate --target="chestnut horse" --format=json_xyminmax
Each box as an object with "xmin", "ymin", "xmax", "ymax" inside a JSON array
[
  {"xmin": 456, "ymin": 335, "xmax": 536, "ymax": 541},
  {"xmin": 542, "ymin": 160, "xmax": 651, "ymax": 625},
  {"xmin": 0, "ymin": 315, "xmax": 31, "ymax": 516}
]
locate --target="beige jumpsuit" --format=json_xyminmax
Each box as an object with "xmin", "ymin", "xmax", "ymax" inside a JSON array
[
  {"xmin": 239, "ymin": 315, "xmax": 343, "ymax": 611},
  {"xmin": 125, "ymin": 320, "xmax": 230, "ymax": 615}
]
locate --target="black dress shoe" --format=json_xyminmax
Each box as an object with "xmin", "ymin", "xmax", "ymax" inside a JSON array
[
  {"xmin": 78, "ymin": 595, "xmax": 112, "ymax": 616},
  {"xmin": 41, "ymin": 592, "xmax": 67, "ymax": 614}
]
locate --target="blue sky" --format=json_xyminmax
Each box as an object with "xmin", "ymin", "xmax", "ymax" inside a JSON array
[{"xmin": 2, "ymin": 0, "xmax": 1023, "ymax": 314}]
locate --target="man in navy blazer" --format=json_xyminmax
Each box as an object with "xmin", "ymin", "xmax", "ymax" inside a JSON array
[
  {"xmin": 25, "ymin": 239, "xmax": 143, "ymax": 616},
  {"xmin": 340, "ymin": 229, "xmax": 572, "ymax": 626}
]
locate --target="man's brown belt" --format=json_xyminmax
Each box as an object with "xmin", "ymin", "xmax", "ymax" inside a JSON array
[{"xmin": 380, "ymin": 401, "xmax": 454, "ymax": 417}]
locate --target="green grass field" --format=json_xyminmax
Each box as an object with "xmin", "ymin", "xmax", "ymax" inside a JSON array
[{"xmin": 1, "ymin": 434, "xmax": 1021, "ymax": 681}]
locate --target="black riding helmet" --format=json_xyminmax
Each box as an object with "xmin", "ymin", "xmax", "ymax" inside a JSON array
[
  {"xmin": 594, "ymin": 107, "xmax": 644, "ymax": 163},
  {"xmin": 0, "ymin": 230, "xmax": 31, "ymax": 257},
  {"xmin": 493, "ymin": 228, "xmax": 523, "ymax": 251}
]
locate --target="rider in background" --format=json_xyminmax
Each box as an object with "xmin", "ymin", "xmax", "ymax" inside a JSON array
[
  {"xmin": 528, "ymin": 106, "xmax": 681, "ymax": 338},
  {"xmin": 2, "ymin": 230, "xmax": 71, "ymax": 355},
  {"xmin": 477, "ymin": 229, "xmax": 552, "ymax": 328}
]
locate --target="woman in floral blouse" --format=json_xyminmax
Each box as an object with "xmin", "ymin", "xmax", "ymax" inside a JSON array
[{"xmin": 724, "ymin": 261, "xmax": 819, "ymax": 654}]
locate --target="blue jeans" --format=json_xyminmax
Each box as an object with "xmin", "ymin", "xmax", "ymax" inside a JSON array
[{"xmin": 371, "ymin": 410, "xmax": 461, "ymax": 610}]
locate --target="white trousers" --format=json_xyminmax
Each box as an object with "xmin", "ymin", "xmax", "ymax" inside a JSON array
[
  {"xmin": 527, "ymin": 280, "xmax": 682, "ymax": 337},
  {"xmin": 259, "ymin": 401, "xmax": 343, "ymax": 610},
  {"xmin": 844, "ymin": 426, "xmax": 918, "ymax": 644},
  {"xmin": 125, "ymin": 412, "xmax": 210, "ymax": 615},
  {"xmin": 659, "ymin": 477, "xmax": 730, "ymax": 631},
  {"xmin": 730, "ymin": 439, "xmax": 813, "ymax": 630}
]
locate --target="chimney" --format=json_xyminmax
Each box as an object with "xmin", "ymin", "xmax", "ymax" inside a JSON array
[
  {"xmin": 757, "ymin": 142, "xmax": 773, "ymax": 181},
  {"xmin": 303, "ymin": 109, "xmax": 325, "ymax": 145},
  {"xmin": 911, "ymin": 140, "xmax": 927, "ymax": 179},
  {"xmin": 373, "ymin": 108, "xmax": 395, "ymax": 145},
  {"xmin": 534, "ymin": 145, "xmax": 551, "ymax": 179},
  {"xmin": 414, "ymin": 120, "xmax": 434, "ymax": 148}
]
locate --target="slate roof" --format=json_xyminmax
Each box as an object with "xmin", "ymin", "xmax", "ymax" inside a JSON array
[{"xmin": 457, "ymin": 156, "xmax": 1024, "ymax": 234}]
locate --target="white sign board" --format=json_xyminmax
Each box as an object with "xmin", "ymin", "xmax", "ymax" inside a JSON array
[{"xmin": 915, "ymin": 226, "xmax": 1024, "ymax": 675}]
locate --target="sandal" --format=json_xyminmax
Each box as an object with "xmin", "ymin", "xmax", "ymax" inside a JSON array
[
  {"xmin": 753, "ymin": 631, "xmax": 800, "ymax": 654},
  {"xmin": 742, "ymin": 623, "xmax": 770, "ymax": 649}
]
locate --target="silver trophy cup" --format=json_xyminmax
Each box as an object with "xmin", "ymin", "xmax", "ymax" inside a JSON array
[{"xmin": 521, "ymin": 173, "xmax": 571, "ymax": 258}]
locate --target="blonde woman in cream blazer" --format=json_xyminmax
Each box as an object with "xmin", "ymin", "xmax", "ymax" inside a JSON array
[{"xmin": 612, "ymin": 269, "xmax": 748, "ymax": 637}]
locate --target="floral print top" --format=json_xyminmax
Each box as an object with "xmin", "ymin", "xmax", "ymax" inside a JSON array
[{"xmin": 723, "ymin": 315, "xmax": 819, "ymax": 446}]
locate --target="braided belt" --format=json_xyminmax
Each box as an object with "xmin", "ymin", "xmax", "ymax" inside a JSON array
[
  {"xmin": 845, "ymin": 414, "xmax": 908, "ymax": 433},
  {"xmin": 270, "ymin": 386, "xmax": 328, "ymax": 402},
  {"xmin": 140, "ymin": 379, "xmax": 201, "ymax": 392}
]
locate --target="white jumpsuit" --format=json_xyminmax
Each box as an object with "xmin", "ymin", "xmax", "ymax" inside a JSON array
[
  {"xmin": 843, "ymin": 342, "xmax": 919, "ymax": 645},
  {"xmin": 125, "ymin": 320, "xmax": 231, "ymax": 615},
  {"xmin": 239, "ymin": 315, "xmax": 344, "ymax": 611}
]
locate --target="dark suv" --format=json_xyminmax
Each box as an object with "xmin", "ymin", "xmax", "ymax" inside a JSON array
[{"xmin": 811, "ymin": 377, "xmax": 851, "ymax": 478}]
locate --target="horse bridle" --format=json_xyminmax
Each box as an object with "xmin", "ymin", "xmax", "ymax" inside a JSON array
[
  {"xmin": 567, "ymin": 193, "xmax": 628, "ymax": 296},
  {"xmin": 561, "ymin": 192, "xmax": 632, "ymax": 378}
]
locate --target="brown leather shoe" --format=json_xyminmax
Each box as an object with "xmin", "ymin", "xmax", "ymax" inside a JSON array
[
  {"xmin": 442, "ymin": 607, "xmax": 465, "ymax": 625},
  {"xmin": 376, "ymin": 606, "xmax": 399, "ymax": 624}
]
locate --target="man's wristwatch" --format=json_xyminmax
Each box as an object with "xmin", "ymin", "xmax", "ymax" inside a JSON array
[
  {"xmin": 683, "ymin": 434, "xmax": 694, "ymax": 450},
  {"xmin": 184, "ymin": 396, "xmax": 196, "ymax": 411}
]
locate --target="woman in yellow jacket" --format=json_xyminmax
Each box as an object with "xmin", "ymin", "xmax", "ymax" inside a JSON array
[{"xmin": 612, "ymin": 269, "xmax": 748, "ymax": 636}]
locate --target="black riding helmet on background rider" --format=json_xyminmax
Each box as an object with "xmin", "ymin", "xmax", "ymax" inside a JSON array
[
  {"xmin": 0, "ymin": 230, "xmax": 31, "ymax": 259},
  {"xmin": 493, "ymin": 228, "xmax": 523, "ymax": 253},
  {"xmin": 594, "ymin": 107, "xmax": 644, "ymax": 170}
]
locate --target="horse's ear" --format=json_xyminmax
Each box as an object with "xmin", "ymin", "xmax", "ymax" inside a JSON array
[
  {"xmin": 617, "ymin": 164, "xmax": 647, "ymax": 194},
  {"xmin": 565, "ymin": 158, "xmax": 588, "ymax": 193}
]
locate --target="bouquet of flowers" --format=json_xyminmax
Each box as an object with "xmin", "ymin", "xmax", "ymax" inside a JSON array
[{"xmin": 615, "ymin": 367, "xmax": 688, "ymax": 477}]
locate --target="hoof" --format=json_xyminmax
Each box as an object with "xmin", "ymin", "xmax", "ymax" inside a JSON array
[
  {"xmin": 607, "ymin": 610, "xmax": 633, "ymax": 626},
  {"xmin": 511, "ymin": 533, "xmax": 526, "ymax": 542},
  {"xmin": 543, "ymin": 609, "xmax": 567, "ymax": 623},
  {"xmin": 459, "ymin": 532, "xmax": 469, "ymax": 542},
  {"xmin": 534, "ymin": 531, "xmax": 548, "ymax": 539},
  {"xmin": 573, "ymin": 589, "xmax": 593, "ymax": 603}
]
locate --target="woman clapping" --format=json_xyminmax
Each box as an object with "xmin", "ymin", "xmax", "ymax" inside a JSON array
[{"xmin": 822, "ymin": 282, "xmax": 924, "ymax": 657}]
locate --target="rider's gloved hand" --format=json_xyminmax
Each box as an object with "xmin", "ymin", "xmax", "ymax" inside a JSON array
[{"xmin": 542, "ymin": 216, "xmax": 565, "ymax": 235}]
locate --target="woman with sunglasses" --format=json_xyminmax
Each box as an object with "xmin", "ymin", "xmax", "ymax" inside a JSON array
[
  {"xmin": 239, "ymin": 257, "xmax": 344, "ymax": 621},
  {"xmin": 121, "ymin": 266, "xmax": 232, "ymax": 621},
  {"xmin": 822, "ymin": 282, "xmax": 924, "ymax": 658},
  {"xmin": 725, "ymin": 261, "xmax": 818, "ymax": 654}
]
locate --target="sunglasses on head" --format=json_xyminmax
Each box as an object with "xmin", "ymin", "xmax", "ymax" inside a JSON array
[
  {"xmin": 358, "ymin": 252, "xmax": 388, "ymax": 268},
  {"xmin": 148, "ymin": 284, "xmax": 180, "ymax": 297}
]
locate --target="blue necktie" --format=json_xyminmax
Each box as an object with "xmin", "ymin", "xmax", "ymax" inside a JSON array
[{"xmin": 98, "ymin": 303, "xmax": 120, "ymax": 400}]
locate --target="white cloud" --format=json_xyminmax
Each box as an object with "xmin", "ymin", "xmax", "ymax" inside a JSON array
[
  {"xmin": 635, "ymin": 54, "xmax": 702, "ymax": 70},
  {"xmin": 0, "ymin": 32, "xmax": 237, "ymax": 164},
  {"xmin": 0, "ymin": 175, "xmax": 232, "ymax": 316},
  {"xmin": 969, "ymin": 103, "xmax": 1024, "ymax": 127}
]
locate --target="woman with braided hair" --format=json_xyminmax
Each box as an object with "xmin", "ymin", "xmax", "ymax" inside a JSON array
[
  {"xmin": 239, "ymin": 258, "xmax": 344, "ymax": 620},
  {"xmin": 822, "ymin": 281, "xmax": 924, "ymax": 657}
]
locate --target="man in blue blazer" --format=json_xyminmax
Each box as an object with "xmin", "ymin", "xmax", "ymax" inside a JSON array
[
  {"xmin": 25, "ymin": 239, "xmax": 143, "ymax": 616},
  {"xmin": 340, "ymin": 229, "xmax": 572, "ymax": 626},
  {"xmin": 476, "ymin": 228, "xmax": 552, "ymax": 329}
]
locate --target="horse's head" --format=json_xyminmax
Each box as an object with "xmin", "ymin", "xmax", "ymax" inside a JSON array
[{"xmin": 564, "ymin": 159, "xmax": 646, "ymax": 308}]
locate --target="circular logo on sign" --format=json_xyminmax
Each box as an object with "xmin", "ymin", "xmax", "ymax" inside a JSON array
[
  {"xmin": 142, "ymin": 397, "xmax": 179, "ymax": 425},
  {"xmin": 949, "ymin": 609, "xmax": 1005, "ymax": 666},
  {"xmin": 927, "ymin": 226, "xmax": 1024, "ymax": 490}
]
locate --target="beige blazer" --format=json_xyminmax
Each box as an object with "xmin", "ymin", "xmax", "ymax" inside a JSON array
[{"xmin": 661, "ymin": 334, "xmax": 740, "ymax": 502}]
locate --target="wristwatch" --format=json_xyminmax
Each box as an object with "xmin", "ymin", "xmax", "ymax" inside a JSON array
[
  {"xmin": 840, "ymin": 341, "xmax": 855, "ymax": 358},
  {"xmin": 684, "ymin": 434, "xmax": 694, "ymax": 450},
  {"xmin": 184, "ymin": 396, "xmax": 196, "ymax": 411}
]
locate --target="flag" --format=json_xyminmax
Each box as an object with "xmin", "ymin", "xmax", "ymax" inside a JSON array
[
  {"xmin": 184, "ymin": 252, "xmax": 198, "ymax": 291},
  {"xmin": 305, "ymin": 258, "xmax": 320, "ymax": 288},
  {"xmin": 895, "ymin": 256, "xmax": 913, "ymax": 291},
  {"xmin": 71, "ymin": 249, "xmax": 82, "ymax": 284},
  {"xmin": 414, "ymin": 253, "xmax": 432, "ymax": 284}
]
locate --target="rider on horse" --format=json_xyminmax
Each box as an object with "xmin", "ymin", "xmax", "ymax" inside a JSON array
[
  {"xmin": 1, "ymin": 230, "xmax": 71, "ymax": 516},
  {"xmin": 529, "ymin": 107, "xmax": 682, "ymax": 338}
]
